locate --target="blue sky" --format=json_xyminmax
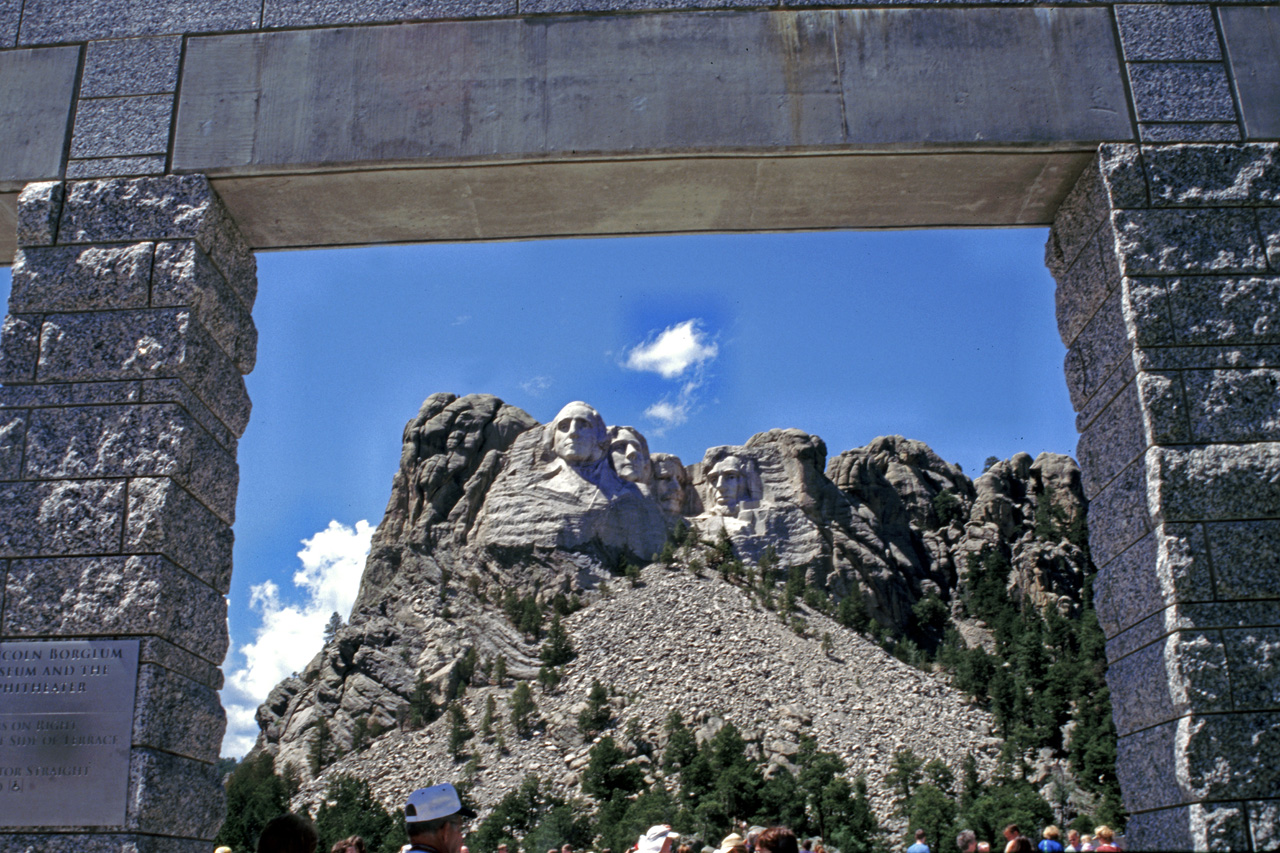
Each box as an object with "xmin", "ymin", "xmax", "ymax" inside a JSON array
[{"xmin": 0, "ymin": 228, "xmax": 1079, "ymax": 755}]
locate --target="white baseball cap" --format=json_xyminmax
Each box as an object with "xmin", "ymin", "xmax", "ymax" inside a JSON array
[
  {"xmin": 404, "ymin": 783, "xmax": 477, "ymax": 823},
  {"xmin": 638, "ymin": 825, "xmax": 679, "ymax": 853}
]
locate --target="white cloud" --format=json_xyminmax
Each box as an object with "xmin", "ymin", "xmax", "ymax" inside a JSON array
[
  {"xmin": 220, "ymin": 519, "xmax": 373, "ymax": 758},
  {"xmin": 521, "ymin": 375, "xmax": 554, "ymax": 396},
  {"xmin": 644, "ymin": 399, "xmax": 690, "ymax": 428},
  {"xmin": 624, "ymin": 319, "xmax": 718, "ymax": 379}
]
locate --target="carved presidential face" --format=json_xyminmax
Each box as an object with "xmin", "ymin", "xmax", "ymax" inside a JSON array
[
  {"xmin": 708, "ymin": 455, "xmax": 749, "ymax": 511},
  {"xmin": 651, "ymin": 453, "xmax": 687, "ymax": 514},
  {"xmin": 550, "ymin": 402, "xmax": 607, "ymax": 466},
  {"xmin": 608, "ymin": 426, "xmax": 652, "ymax": 484}
]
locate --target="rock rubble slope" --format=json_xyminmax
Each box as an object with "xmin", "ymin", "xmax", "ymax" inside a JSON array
[{"xmin": 291, "ymin": 565, "xmax": 998, "ymax": 824}]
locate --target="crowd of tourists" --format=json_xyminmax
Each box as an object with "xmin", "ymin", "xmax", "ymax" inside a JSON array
[
  {"xmin": 242, "ymin": 782, "xmax": 1122, "ymax": 853},
  {"xmin": 949, "ymin": 824, "xmax": 1120, "ymax": 853}
]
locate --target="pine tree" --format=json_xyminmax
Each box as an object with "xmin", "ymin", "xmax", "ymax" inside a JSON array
[
  {"xmin": 309, "ymin": 717, "xmax": 334, "ymax": 775},
  {"xmin": 456, "ymin": 646, "xmax": 479, "ymax": 687},
  {"xmin": 831, "ymin": 775, "xmax": 882, "ymax": 853},
  {"xmin": 481, "ymin": 694, "xmax": 497, "ymax": 739},
  {"xmin": 493, "ymin": 655, "xmax": 508, "ymax": 686},
  {"xmin": 578, "ymin": 679, "xmax": 612, "ymax": 735},
  {"xmin": 315, "ymin": 774, "xmax": 400, "ymax": 853},
  {"xmin": 661, "ymin": 711, "xmax": 697, "ymax": 772},
  {"xmin": 519, "ymin": 596, "xmax": 544, "ymax": 638},
  {"xmin": 323, "ymin": 611, "xmax": 343, "ymax": 644},
  {"xmin": 448, "ymin": 701, "xmax": 474, "ymax": 761},
  {"xmin": 407, "ymin": 671, "xmax": 438, "ymax": 730},
  {"xmin": 884, "ymin": 747, "xmax": 923, "ymax": 813},
  {"xmin": 509, "ymin": 681, "xmax": 538, "ymax": 737},
  {"xmin": 537, "ymin": 664, "xmax": 562, "ymax": 690},
  {"xmin": 350, "ymin": 718, "xmax": 371, "ymax": 752},
  {"xmin": 582, "ymin": 736, "xmax": 645, "ymax": 799},
  {"xmin": 214, "ymin": 752, "xmax": 291, "ymax": 853},
  {"xmin": 540, "ymin": 614, "xmax": 576, "ymax": 666}
]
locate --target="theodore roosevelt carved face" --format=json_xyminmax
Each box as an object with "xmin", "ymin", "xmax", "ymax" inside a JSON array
[{"xmin": 651, "ymin": 453, "xmax": 689, "ymax": 515}]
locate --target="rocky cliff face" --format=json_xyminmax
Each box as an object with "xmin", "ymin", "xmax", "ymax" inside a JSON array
[{"xmin": 252, "ymin": 393, "xmax": 1093, "ymax": 817}]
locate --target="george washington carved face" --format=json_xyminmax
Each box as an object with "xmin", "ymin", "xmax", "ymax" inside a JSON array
[{"xmin": 550, "ymin": 401, "xmax": 607, "ymax": 466}]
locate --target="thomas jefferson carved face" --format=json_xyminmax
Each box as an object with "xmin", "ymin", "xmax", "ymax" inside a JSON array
[
  {"xmin": 608, "ymin": 426, "xmax": 652, "ymax": 484},
  {"xmin": 551, "ymin": 402, "xmax": 607, "ymax": 466},
  {"xmin": 708, "ymin": 455, "xmax": 749, "ymax": 511}
]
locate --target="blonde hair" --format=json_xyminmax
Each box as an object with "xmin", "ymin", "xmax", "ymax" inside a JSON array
[
  {"xmin": 1043, "ymin": 827, "xmax": 1060, "ymax": 840},
  {"xmin": 1094, "ymin": 826, "xmax": 1113, "ymax": 843}
]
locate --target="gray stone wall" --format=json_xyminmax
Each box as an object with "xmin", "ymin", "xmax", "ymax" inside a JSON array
[
  {"xmin": 1, "ymin": 1, "xmax": 1278, "ymax": 254},
  {"xmin": 0, "ymin": 176, "xmax": 256, "ymax": 850},
  {"xmin": 1047, "ymin": 143, "xmax": 1280, "ymax": 850}
]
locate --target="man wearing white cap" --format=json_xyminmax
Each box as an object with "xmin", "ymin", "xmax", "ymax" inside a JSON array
[
  {"xmin": 637, "ymin": 825, "xmax": 679, "ymax": 853},
  {"xmin": 403, "ymin": 783, "xmax": 478, "ymax": 853}
]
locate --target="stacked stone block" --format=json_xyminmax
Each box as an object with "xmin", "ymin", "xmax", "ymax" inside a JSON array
[
  {"xmin": 0, "ymin": 175, "xmax": 256, "ymax": 851},
  {"xmin": 68, "ymin": 37, "xmax": 183, "ymax": 179},
  {"xmin": 1047, "ymin": 143, "xmax": 1280, "ymax": 850},
  {"xmin": 1115, "ymin": 4, "xmax": 1244, "ymax": 143}
]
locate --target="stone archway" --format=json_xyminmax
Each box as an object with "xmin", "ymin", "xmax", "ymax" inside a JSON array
[{"xmin": 0, "ymin": 2, "xmax": 1277, "ymax": 849}]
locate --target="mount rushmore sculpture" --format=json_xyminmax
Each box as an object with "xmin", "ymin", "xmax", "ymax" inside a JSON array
[{"xmin": 426, "ymin": 398, "xmax": 860, "ymax": 590}]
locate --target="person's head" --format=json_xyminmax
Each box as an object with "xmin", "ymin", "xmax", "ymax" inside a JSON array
[
  {"xmin": 755, "ymin": 828, "xmax": 798, "ymax": 853},
  {"xmin": 1080, "ymin": 836, "xmax": 1092, "ymax": 848},
  {"xmin": 800, "ymin": 840, "xmax": 812, "ymax": 852},
  {"xmin": 1066, "ymin": 831, "xmax": 1080, "ymax": 846},
  {"xmin": 956, "ymin": 830, "xmax": 976, "ymax": 853},
  {"xmin": 1093, "ymin": 827, "xmax": 1113, "ymax": 844},
  {"xmin": 719, "ymin": 833, "xmax": 747, "ymax": 853},
  {"xmin": 404, "ymin": 783, "xmax": 477, "ymax": 853},
  {"xmin": 915, "ymin": 830, "xmax": 926, "ymax": 843},
  {"xmin": 977, "ymin": 844, "xmax": 990, "ymax": 853},
  {"xmin": 217, "ymin": 848, "xmax": 233, "ymax": 853},
  {"xmin": 1042, "ymin": 828, "xmax": 1059, "ymax": 842},
  {"xmin": 637, "ymin": 825, "xmax": 680, "ymax": 853},
  {"xmin": 497, "ymin": 845, "xmax": 509, "ymax": 853},
  {"xmin": 678, "ymin": 844, "xmax": 694, "ymax": 853},
  {"xmin": 1003, "ymin": 826, "xmax": 1021, "ymax": 841},
  {"xmin": 258, "ymin": 814, "xmax": 319, "ymax": 853},
  {"xmin": 549, "ymin": 402, "xmax": 607, "ymax": 466},
  {"xmin": 332, "ymin": 838, "xmax": 366, "ymax": 853},
  {"xmin": 562, "ymin": 845, "xmax": 573, "ymax": 853},
  {"xmin": 608, "ymin": 426, "xmax": 652, "ymax": 484},
  {"xmin": 1011, "ymin": 840, "xmax": 1033, "ymax": 853}
]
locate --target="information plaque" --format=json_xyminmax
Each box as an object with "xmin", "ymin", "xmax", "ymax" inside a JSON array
[{"xmin": 0, "ymin": 639, "xmax": 139, "ymax": 827}]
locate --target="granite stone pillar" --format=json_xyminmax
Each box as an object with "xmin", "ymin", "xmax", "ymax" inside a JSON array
[
  {"xmin": 1047, "ymin": 143, "xmax": 1280, "ymax": 850},
  {"xmin": 0, "ymin": 176, "xmax": 257, "ymax": 851}
]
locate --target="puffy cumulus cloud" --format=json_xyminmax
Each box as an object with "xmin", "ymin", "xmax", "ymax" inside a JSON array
[
  {"xmin": 624, "ymin": 319, "xmax": 718, "ymax": 379},
  {"xmin": 220, "ymin": 519, "xmax": 373, "ymax": 757}
]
